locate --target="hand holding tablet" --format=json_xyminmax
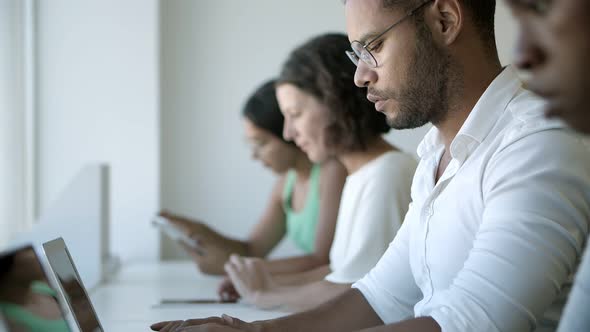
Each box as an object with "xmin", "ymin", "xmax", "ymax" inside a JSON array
[{"xmin": 152, "ymin": 216, "xmax": 205, "ymax": 255}]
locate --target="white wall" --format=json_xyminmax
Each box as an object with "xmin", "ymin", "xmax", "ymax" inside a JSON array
[
  {"xmin": 0, "ymin": 0, "xmax": 26, "ymax": 246},
  {"xmin": 36, "ymin": 0, "xmax": 160, "ymax": 262}
]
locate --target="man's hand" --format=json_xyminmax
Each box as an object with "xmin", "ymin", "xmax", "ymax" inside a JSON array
[{"xmin": 151, "ymin": 315, "xmax": 260, "ymax": 332}]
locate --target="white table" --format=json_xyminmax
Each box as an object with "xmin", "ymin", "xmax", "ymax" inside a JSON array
[{"xmin": 89, "ymin": 262, "xmax": 289, "ymax": 331}]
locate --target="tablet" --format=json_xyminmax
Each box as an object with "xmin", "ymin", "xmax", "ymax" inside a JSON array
[
  {"xmin": 152, "ymin": 216, "xmax": 204, "ymax": 254},
  {"xmin": 43, "ymin": 238, "xmax": 103, "ymax": 332},
  {"xmin": 157, "ymin": 298, "xmax": 224, "ymax": 305}
]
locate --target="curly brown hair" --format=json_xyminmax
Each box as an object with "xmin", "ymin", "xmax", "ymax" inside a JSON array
[{"xmin": 277, "ymin": 33, "xmax": 390, "ymax": 153}]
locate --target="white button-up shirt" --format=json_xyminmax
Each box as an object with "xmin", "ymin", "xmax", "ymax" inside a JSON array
[
  {"xmin": 557, "ymin": 237, "xmax": 590, "ymax": 331},
  {"xmin": 353, "ymin": 67, "xmax": 590, "ymax": 332}
]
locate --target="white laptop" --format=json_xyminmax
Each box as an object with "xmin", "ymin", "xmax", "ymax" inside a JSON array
[
  {"xmin": 43, "ymin": 238, "xmax": 103, "ymax": 332},
  {"xmin": 0, "ymin": 243, "xmax": 74, "ymax": 331}
]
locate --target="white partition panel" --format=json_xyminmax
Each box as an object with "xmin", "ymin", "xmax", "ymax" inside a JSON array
[{"xmin": 11, "ymin": 164, "xmax": 111, "ymax": 290}]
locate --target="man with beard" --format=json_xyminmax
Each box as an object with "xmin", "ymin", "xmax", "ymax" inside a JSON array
[
  {"xmin": 151, "ymin": 0, "xmax": 590, "ymax": 331},
  {"xmin": 506, "ymin": 1, "xmax": 590, "ymax": 331}
]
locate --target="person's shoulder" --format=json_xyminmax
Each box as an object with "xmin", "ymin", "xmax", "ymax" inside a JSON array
[
  {"xmin": 272, "ymin": 172, "xmax": 290, "ymax": 193},
  {"xmin": 500, "ymin": 88, "xmax": 565, "ymax": 144},
  {"xmin": 319, "ymin": 158, "xmax": 346, "ymax": 176},
  {"xmin": 486, "ymin": 89, "xmax": 590, "ymax": 176},
  {"xmin": 318, "ymin": 159, "xmax": 347, "ymax": 191},
  {"xmin": 374, "ymin": 150, "xmax": 418, "ymax": 175},
  {"xmin": 360, "ymin": 150, "xmax": 417, "ymax": 190}
]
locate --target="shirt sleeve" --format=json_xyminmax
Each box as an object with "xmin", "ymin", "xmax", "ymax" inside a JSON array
[
  {"xmin": 352, "ymin": 209, "xmax": 423, "ymax": 323},
  {"xmin": 325, "ymin": 158, "xmax": 414, "ymax": 284},
  {"xmin": 557, "ymin": 239, "xmax": 590, "ymax": 332},
  {"xmin": 421, "ymin": 130, "xmax": 590, "ymax": 332}
]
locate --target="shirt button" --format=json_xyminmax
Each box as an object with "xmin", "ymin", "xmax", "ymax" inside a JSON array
[{"xmin": 427, "ymin": 206, "xmax": 434, "ymax": 216}]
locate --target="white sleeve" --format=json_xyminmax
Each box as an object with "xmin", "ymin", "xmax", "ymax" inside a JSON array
[
  {"xmin": 325, "ymin": 159, "xmax": 414, "ymax": 284},
  {"xmin": 558, "ymin": 240, "xmax": 590, "ymax": 332},
  {"xmin": 352, "ymin": 208, "xmax": 423, "ymax": 324},
  {"xmin": 421, "ymin": 130, "xmax": 590, "ymax": 332}
]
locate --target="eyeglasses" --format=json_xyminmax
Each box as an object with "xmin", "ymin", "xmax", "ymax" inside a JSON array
[{"xmin": 345, "ymin": 0, "xmax": 433, "ymax": 68}]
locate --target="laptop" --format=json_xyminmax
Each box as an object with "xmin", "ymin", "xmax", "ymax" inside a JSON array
[
  {"xmin": 43, "ymin": 238, "xmax": 103, "ymax": 332},
  {"xmin": 0, "ymin": 244, "xmax": 74, "ymax": 332}
]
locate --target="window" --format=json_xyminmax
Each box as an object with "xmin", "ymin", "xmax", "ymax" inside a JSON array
[{"xmin": 0, "ymin": 0, "xmax": 36, "ymax": 247}]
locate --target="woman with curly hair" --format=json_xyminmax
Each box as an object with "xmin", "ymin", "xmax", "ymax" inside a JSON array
[
  {"xmin": 160, "ymin": 80, "xmax": 347, "ymax": 295},
  {"xmin": 222, "ymin": 33, "xmax": 417, "ymax": 312}
]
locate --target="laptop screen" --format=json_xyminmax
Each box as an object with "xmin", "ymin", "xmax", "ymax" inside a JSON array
[
  {"xmin": 43, "ymin": 238, "xmax": 103, "ymax": 332},
  {"xmin": 0, "ymin": 245, "xmax": 72, "ymax": 332}
]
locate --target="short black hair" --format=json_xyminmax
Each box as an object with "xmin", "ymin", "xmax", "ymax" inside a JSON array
[
  {"xmin": 277, "ymin": 33, "xmax": 390, "ymax": 152},
  {"xmin": 383, "ymin": 0, "xmax": 496, "ymax": 49},
  {"xmin": 242, "ymin": 79, "xmax": 290, "ymax": 144}
]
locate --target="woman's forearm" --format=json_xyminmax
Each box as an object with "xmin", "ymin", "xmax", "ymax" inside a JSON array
[
  {"xmin": 264, "ymin": 254, "xmax": 328, "ymax": 274},
  {"xmin": 272, "ymin": 265, "xmax": 330, "ymax": 286},
  {"xmin": 220, "ymin": 236, "xmax": 249, "ymax": 256}
]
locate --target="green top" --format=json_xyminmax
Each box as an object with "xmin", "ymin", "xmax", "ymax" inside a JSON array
[
  {"xmin": 0, "ymin": 281, "xmax": 71, "ymax": 332},
  {"xmin": 282, "ymin": 164, "xmax": 321, "ymax": 254}
]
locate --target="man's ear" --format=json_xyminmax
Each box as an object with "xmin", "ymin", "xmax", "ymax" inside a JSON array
[{"xmin": 425, "ymin": 0, "xmax": 463, "ymax": 46}]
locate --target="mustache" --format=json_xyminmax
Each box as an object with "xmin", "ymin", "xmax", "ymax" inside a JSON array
[{"xmin": 367, "ymin": 88, "xmax": 397, "ymax": 100}]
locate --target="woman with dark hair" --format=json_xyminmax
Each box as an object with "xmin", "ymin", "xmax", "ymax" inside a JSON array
[
  {"xmin": 222, "ymin": 33, "xmax": 417, "ymax": 312},
  {"xmin": 160, "ymin": 80, "xmax": 346, "ymax": 300}
]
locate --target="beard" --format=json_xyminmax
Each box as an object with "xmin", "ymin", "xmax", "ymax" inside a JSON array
[{"xmin": 374, "ymin": 20, "xmax": 457, "ymax": 129}]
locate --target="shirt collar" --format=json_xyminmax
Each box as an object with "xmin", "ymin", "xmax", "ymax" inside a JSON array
[{"xmin": 417, "ymin": 66, "xmax": 522, "ymax": 161}]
